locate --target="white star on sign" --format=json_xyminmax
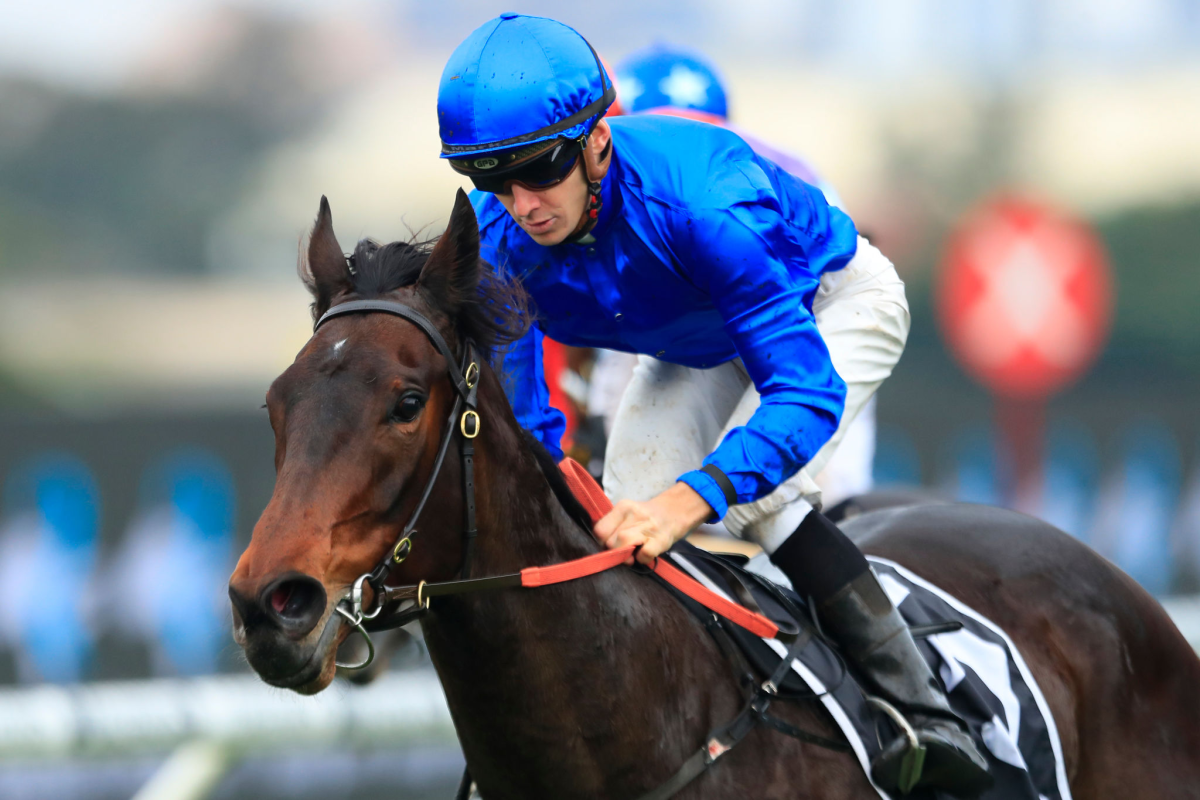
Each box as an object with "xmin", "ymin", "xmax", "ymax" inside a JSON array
[
  {"xmin": 658, "ymin": 65, "xmax": 710, "ymax": 108},
  {"xmin": 959, "ymin": 215, "xmax": 1091, "ymax": 370}
]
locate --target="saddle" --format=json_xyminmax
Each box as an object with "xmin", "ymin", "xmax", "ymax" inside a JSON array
[{"xmin": 663, "ymin": 541, "xmax": 820, "ymax": 693}]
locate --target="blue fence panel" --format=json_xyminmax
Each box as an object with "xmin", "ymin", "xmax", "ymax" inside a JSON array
[{"xmin": 1, "ymin": 454, "xmax": 100, "ymax": 682}]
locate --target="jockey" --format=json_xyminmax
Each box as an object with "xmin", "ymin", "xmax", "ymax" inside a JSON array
[
  {"xmin": 437, "ymin": 14, "xmax": 990, "ymax": 796},
  {"xmin": 613, "ymin": 43, "xmax": 875, "ymax": 508}
]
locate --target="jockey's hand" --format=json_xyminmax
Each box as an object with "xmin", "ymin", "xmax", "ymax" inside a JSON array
[{"xmin": 593, "ymin": 482, "xmax": 715, "ymax": 566}]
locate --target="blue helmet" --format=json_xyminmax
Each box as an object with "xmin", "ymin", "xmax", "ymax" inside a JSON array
[
  {"xmin": 614, "ymin": 43, "xmax": 728, "ymax": 119},
  {"xmin": 438, "ymin": 13, "xmax": 615, "ymax": 159}
]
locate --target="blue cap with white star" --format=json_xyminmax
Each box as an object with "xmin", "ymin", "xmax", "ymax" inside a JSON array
[{"xmin": 614, "ymin": 43, "xmax": 728, "ymax": 119}]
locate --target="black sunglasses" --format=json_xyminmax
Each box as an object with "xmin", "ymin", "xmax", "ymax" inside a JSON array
[{"xmin": 450, "ymin": 138, "xmax": 583, "ymax": 195}]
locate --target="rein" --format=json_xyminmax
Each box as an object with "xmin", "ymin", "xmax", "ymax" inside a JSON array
[
  {"xmin": 312, "ymin": 298, "xmax": 847, "ymax": 799},
  {"xmin": 372, "ymin": 543, "xmax": 780, "ymax": 639}
]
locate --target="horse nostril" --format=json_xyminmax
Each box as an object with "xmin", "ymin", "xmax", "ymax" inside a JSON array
[
  {"xmin": 271, "ymin": 583, "xmax": 298, "ymax": 615},
  {"xmin": 229, "ymin": 584, "xmax": 257, "ymax": 625},
  {"xmin": 260, "ymin": 574, "xmax": 328, "ymax": 635}
]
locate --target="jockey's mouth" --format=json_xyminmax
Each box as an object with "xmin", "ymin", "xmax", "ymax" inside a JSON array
[{"xmin": 521, "ymin": 215, "xmax": 556, "ymax": 234}]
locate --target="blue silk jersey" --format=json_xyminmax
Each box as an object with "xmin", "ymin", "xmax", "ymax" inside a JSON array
[{"xmin": 477, "ymin": 114, "xmax": 858, "ymax": 519}]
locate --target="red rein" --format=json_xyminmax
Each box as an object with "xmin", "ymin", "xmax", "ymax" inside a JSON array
[{"xmin": 548, "ymin": 458, "xmax": 780, "ymax": 640}]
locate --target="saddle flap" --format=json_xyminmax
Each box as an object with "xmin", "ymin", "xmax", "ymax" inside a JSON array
[{"xmin": 666, "ymin": 541, "xmax": 814, "ymax": 694}]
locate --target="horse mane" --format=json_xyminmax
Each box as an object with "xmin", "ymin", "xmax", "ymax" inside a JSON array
[
  {"xmin": 305, "ymin": 236, "xmax": 532, "ymax": 364},
  {"xmin": 520, "ymin": 429, "xmax": 597, "ymax": 537}
]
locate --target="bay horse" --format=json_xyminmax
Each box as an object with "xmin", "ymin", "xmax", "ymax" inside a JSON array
[{"xmin": 230, "ymin": 190, "xmax": 1200, "ymax": 799}]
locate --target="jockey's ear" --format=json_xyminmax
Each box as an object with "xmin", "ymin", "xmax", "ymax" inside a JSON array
[
  {"xmin": 584, "ymin": 119, "xmax": 613, "ymax": 182},
  {"xmin": 419, "ymin": 188, "xmax": 481, "ymax": 314},
  {"xmin": 301, "ymin": 196, "xmax": 352, "ymax": 319}
]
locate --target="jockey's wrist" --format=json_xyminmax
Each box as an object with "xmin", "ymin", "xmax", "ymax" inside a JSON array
[
  {"xmin": 666, "ymin": 479, "xmax": 719, "ymax": 532},
  {"xmin": 677, "ymin": 469, "xmax": 729, "ymax": 521}
]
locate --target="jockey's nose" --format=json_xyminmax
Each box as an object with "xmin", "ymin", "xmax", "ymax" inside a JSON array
[
  {"xmin": 511, "ymin": 183, "xmax": 541, "ymax": 217},
  {"xmin": 229, "ymin": 573, "xmax": 328, "ymax": 639}
]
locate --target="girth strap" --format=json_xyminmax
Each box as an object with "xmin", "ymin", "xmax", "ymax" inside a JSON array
[
  {"xmin": 445, "ymin": 603, "xmax": 848, "ymax": 800},
  {"xmin": 633, "ymin": 631, "xmax": 844, "ymax": 800}
]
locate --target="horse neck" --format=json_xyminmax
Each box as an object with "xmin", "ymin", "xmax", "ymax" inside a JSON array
[
  {"xmin": 418, "ymin": 364, "xmax": 681, "ymax": 791},
  {"xmin": 468, "ymin": 365, "xmax": 597, "ymax": 573},
  {"xmin": 412, "ymin": 362, "xmax": 841, "ymax": 798},
  {"xmin": 421, "ymin": 359, "xmax": 607, "ymax": 636}
]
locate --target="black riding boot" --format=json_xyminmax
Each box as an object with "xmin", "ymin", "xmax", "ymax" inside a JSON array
[{"xmin": 769, "ymin": 511, "xmax": 993, "ymax": 798}]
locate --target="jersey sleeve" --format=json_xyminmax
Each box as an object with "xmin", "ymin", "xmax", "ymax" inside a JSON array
[
  {"xmin": 500, "ymin": 324, "xmax": 566, "ymax": 462},
  {"xmin": 672, "ymin": 193, "xmax": 851, "ymax": 519}
]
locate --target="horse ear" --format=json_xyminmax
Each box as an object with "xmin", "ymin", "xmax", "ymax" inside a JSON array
[
  {"xmin": 300, "ymin": 196, "xmax": 352, "ymax": 318},
  {"xmin": 418, "ymin": 188, "xmax": 481, "ymax": 313}
]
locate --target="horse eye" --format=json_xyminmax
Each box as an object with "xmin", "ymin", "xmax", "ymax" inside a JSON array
[{"xmin": 391, "ymin": 394, "xmax": 425, "ymax": 424}]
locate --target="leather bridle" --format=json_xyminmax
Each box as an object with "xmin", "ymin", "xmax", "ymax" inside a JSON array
[{"xmin": 311, "ymin": 299, "xmax": 481, "ymax": 669}]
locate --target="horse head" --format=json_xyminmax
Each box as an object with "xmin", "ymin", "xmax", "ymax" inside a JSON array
[{"xmin": 228, "ymin": 190, "xmax": 527, "ymax": 694}]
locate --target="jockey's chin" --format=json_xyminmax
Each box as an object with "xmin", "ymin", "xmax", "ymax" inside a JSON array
[{"xmin": 497, "ymin": 169, "xmax": 590, "ymax": 246}]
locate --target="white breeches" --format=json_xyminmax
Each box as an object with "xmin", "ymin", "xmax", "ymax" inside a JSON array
[{"xmin": 602, "ymin": 237, "xmax": 910, "ymax": 552}]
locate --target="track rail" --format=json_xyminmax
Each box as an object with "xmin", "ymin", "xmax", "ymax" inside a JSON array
[{"xmin": 0, "ymin": 669, "xmax": 455, "ymax": 760}]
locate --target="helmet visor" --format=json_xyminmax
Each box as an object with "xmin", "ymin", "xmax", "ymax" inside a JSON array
[{"xmin": 450, "ymin": 138, "xmax": 582, "ymax": 194}]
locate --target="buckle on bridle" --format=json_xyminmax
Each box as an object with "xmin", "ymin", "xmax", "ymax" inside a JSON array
[
  {"xmin": 392, "ymin": 536, "xmax": 413, "ymax": 565},
  {"xmin": 460, "ymin": 410, "xmax": 481, "ymax": 438},
  {"xmin": 464, "ymin": 362, "xmax": 479, "ymax": 389}
]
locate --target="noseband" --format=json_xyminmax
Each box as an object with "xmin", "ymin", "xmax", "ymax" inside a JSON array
[{"xmin": 311, "ymin": 299, "xmax": 481, "ymax": 669}]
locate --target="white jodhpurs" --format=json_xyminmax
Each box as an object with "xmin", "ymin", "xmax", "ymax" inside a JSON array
[{"xmin": 602, "ymin": 237, "xmax": 910, "ymax": 553}]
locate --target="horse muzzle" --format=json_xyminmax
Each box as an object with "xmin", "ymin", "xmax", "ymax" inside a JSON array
[{"xmin": 229, "ymin": 573, "xmax": 345, "ymax": 691}]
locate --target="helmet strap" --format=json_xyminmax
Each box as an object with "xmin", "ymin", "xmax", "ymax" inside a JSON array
[{"xmin": 564, "ymin": 135, "xmax": 611, "ymax": 245}]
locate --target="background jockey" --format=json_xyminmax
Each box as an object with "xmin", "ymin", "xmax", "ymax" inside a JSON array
[
  {"xmin": 615, "ymin": 42, "xmax": 846, "ymax": 206},
  {"xmin": 437, "ymin": 14, "xmax": 990, "ymax": 796},
  {"xmin": 610, "ymin": 42, "xmax": 877, "ymax": 510}
]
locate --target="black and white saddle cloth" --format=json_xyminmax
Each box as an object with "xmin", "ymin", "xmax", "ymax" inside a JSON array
[{"xmin": 664, "ymin": 544, "xmax": 1073, "ymax": 800}]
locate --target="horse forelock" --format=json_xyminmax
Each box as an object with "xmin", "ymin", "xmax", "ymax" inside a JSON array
[{"xmin": 302, "ymin": 233, "xmax": 531, "ymax": 366}]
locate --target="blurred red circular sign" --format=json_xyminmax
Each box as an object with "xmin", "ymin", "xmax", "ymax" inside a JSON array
[{"xmin": 936, "ymin": 195, "xmax": 1113, "ymax": 399}]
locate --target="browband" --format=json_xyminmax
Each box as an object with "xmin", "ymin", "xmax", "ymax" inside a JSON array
[{"xmin": 315, "ymin": 299, "xmax": 471, "ymax": 402}]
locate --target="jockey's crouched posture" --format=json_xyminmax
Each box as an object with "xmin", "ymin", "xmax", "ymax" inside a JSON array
[{"xmin": 437, "ymin": 14, "xmax": 991, "ymax": 797}]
